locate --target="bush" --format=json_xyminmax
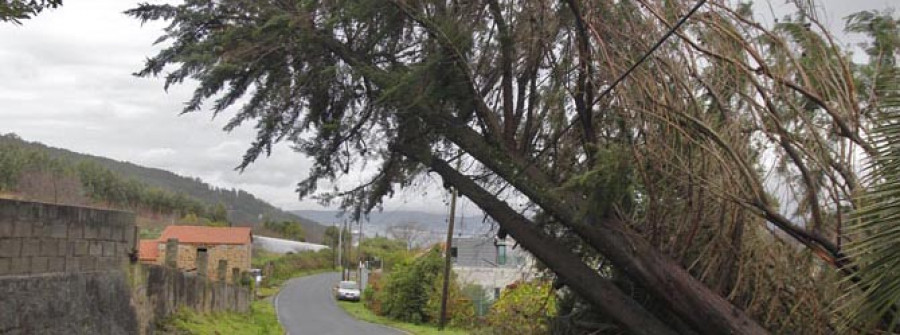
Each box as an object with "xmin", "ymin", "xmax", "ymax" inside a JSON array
[
  {"xmin": 376, "ymin": 247, "xmax": 443, "ymax": 323},
  {"xmin": 261, "ymin": 249, "xmax": 333, "ymax": 287},
  {"xmin": 484, "ymin": 281, "xmax": 557, "ymax": 335},
  {"xmin": 369, "ymin": 246, "xmax": 475, "ymax": 328},
  {"xmin": 425, "ymin": 270, "xmax": 475, "ymax": 329}
]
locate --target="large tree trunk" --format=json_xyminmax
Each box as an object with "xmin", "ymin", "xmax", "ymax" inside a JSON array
[
  {"xmin": 420, "ymin": 115, "xmax": 768, "ymax": 335},
  {"xmin": 397, "ymin": 143, "xmax": 677, "ymax": 335},
  {"xmin": 321, "ymin": 37, "xmax": 766, "ymax": 334}
]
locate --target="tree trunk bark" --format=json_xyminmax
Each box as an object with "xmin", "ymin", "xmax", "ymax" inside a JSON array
[
  {"xmin": 423, "ymin": 116, "xmax": 768, "ymax": 335},
  {"xmin": 397, "ymin": 143, "xmax": 677, "ymax": 335}
]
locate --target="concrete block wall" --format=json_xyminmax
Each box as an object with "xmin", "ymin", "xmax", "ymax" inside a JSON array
[{"xmin": 0, "ymin": 199, "xmax": 136, "ymax": 276}]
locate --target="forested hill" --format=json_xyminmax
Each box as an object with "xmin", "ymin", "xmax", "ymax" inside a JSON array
[{"xmin": 0, "ymin": 133, "xmax": 325, "ymax": 241}]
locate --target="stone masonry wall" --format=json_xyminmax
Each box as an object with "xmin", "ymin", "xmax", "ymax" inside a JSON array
[
  {"xmin": 130, "ymin": 264, "xmax": 251, "ymax": 334},
  {"xmin": 156, "ymin": 243, "xmax": 251, "ymax": 282},
  {"xmin": 0, "ymin": 199, "xmax": 137, "ymax": 275},
  {"xmin": 0, "ymin": 199, "xmax": 139, "ymax": 334}
]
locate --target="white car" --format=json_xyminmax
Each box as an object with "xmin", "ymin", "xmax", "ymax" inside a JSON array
[
  {"xmin": 250, "ymin": 268, "xmax": 263, "ymax": 285},
  {"xmin": 334, "ymin": 280, "xmax": 361, "ymax": 302}
]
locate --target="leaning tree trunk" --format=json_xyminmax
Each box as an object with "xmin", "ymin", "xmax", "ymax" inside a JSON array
[
  {"xmin": 417, "ymin": 115, "xmax": 769, "ymax": 335},
  {"xmin": 397, "ymin": 142, "xmax": 678, "ymax": 335},
  {"xmin": 322, "ymin": 39, "xmax": 767, "ymax": 334}
]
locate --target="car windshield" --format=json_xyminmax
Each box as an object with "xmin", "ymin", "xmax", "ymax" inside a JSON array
[{"xmin": 339, "ymin": 282, "xmax": 359, "ymax": 290}]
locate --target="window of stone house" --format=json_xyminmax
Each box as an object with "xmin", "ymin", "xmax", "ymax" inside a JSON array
[{"xmin": 496, "ymin": 245, "xmax": 507, "ymax": 265}]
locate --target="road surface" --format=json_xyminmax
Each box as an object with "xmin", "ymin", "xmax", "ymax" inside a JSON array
[{"xmin": 275, "ymin": 272, "xmax": 403, "ymax": 335}]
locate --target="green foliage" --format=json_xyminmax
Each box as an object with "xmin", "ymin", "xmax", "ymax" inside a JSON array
[
  {"xmin": 0, "ymin": 134, "xmax": 213, "ymax": 218},
  {"xmin": 263, "ymin": 219, "xmax": 307, "ymax": 241},
  {"xmin": 484, "ymin": 281, "xmax": 557, "ymax": 335},
  {"xmin": 461, "ymin": 283, "xmax": 492, "ymax": 317},
  {"xmin": 159, "ymin": 299, "xmax": 283, "ymax": 335},
  {"xmin": 0, "ymin": 0, "xmax": 61, "ymax": 24},
  {"xmin": 424, "ymin": 269, "xmax": 475, "ymax": 329},
  {"xmin": 366, "ymin": 245, "xmax": 473, "ymax": 328},
  {"xmin": 376, "ymin": 247, "xmax": 444, "ymax": 324},
  {"xmin": 337, "ymin": 300, "xmax": 471, "ymax": 335},
  {"xmin": 77, "ymin": 160, "xmax": 209, "ymax": 217},
  {"xmin": 0, "ymin": 133, "xmax": 321, "ymax": 238},
  {"xmin": 260, "ymin": 249, "xmax": 334, "ymax": 288},
  {"xmin": 359, "ymin": 236, "xmax": 410, "ymax": 271},
  {"xmin": 843, "ymin": 10, "xmax": 900, "ymax": 333}
]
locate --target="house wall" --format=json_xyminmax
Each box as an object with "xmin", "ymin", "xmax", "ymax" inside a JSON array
[
  {"xmin": 455, "ymin": 266, "xmax": 536, "ymax": 299},
  {"xmin": 452, "ymin": 237, "xmax": 538, "ymax": 299},
  {"xmin": 156, "ymin": 242, "xmax": 251, "ymax": 283}
]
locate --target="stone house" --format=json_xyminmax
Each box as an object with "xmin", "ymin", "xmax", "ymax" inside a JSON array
[
  {"xmin": 450, "ymin": 236, "xmax": 537, "ymax": 300},
  {"xmin": 138, "ymin": 225, "xmax": 252, "ymax": 283}
]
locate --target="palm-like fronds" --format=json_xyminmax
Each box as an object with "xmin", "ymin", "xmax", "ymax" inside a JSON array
[{"xmin": 845, "ymin": 62, "xmax": 900, "ymax": 333}]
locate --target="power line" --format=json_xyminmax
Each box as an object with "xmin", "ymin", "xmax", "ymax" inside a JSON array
[{"xmin": 536, "ymin": 0, "xmax": 709, "ymax": 158}]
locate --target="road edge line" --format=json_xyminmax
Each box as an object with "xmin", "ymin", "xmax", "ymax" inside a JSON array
[
  {"xmin": 333, "ymin": 300, "xmax": 413, "ymax": 335},
  {"xmin": 273, "ymin": 279, "xmax": 290, "ymax": 335}
]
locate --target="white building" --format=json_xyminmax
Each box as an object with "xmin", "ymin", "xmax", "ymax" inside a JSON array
[{"xmin": 450, "ymin": 237, "xmax": 537, "ymax": 299}]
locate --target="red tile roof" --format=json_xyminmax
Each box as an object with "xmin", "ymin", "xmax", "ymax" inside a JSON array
[
  {"xmin": 158, "ymin": 225, "xmax": 253, "ymax": 245},
  {"xmin": 139, "ymin": 240, "xmax": 159, "ymax": 261}
]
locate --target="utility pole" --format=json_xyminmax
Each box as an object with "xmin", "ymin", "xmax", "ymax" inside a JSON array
[
  {"xmin": 357, "ymin": 220, "xmax": 364, "ymax": 282},
  {"xmin": 439, "ymin": 159, "xmax": 461, "ymax": 330},
  {"xmin": 337, "ymin": 222, "xmax": 343, "ymax": 279},
  {"xmin": 344, "ymin": 220, "xmax": 351, "ymax": 280}
]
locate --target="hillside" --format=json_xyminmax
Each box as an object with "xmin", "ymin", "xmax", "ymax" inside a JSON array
[
  {"xmin": 291, "ymin": 209, "xmax": 493, "ymax": 245},
  {"xmin": 0, "ymin": 133, "xmax": 326, "ymax": 242}
]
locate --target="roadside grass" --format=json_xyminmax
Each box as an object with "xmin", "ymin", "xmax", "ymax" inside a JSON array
[
  {"xmin": 336, "ymin": 300, "xmax": 471, "ymax": 335},
  {"xmin": 160, "ymin": 250, "xmax": 335, "ymax": 334},
  {"xmin": 161, "ymin": 299, "xmax": 282, "ymax": 335}
]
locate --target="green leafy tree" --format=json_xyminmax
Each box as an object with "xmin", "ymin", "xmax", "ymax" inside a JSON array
[
  {"xmin": 485, "ymin": 281, "xmax": 556, "ymax": 335},
  {"xmin": 263, "ymin": 220, "xmax": 307, "ymax": 241},
  {"xmin": 424, "ymin": 268, "xmax": 474, "ymax": 329},
  {"xmin": 842, "ymin": 10, "xmax": 900, "ymax": 333},
  {"xmin": 0, "ymin": 0, "xmax": 62, "ymax": 24},
  {"xmin": 376, "ymin": 247, "xmax": 443, "ymax": 324},
  {"xmin": 128, "ymin": 1, "xmax": 900, "ymax": 333}
]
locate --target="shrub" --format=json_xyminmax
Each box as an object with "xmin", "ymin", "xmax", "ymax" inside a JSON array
[
  {"xmin": 262, "ymin": 249, "xmax": 333, "ymax": 287},
  {"xmin": 425, "ymin": 270, "xmax": 476, "ymax": 329},
  {"xmin": 376, "ymin": 247, "xmax": 443, "ymax": 323},
  {"xmin": 484, "ymin": 281, "xmax": 557, "ymax": 335}
]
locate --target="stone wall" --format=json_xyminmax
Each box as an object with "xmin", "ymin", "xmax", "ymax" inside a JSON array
[
  {"xmin": 0, "ymin": 199, "xmax": 139, "ymax": 334},
  {"xmin": 0, "ymin": 199, "xmax": 137, "ymax": 275},
  {"xmin": 156, "ymin": 242, "xmax": 251, "ymax": 283},
  {"xmin": 131, "ymin": 264, "xmax": 251, "ymax": 334},
  {"xmin": 0, "ymin": 199, "xmax": 252, "ymax": 335}
]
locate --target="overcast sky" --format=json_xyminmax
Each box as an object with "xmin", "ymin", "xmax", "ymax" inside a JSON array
[{"xmin": 0, "ymin": 0, "xmax": 892, "ymax": 213}]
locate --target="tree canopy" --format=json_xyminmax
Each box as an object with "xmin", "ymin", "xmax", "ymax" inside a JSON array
[
  {"xmin": 129, "ymin": 1, "xmax": 900, "ymax": 333},
  {"xmin": 0, "ymin": 0, "xmax": 61, "ymax": 24}
]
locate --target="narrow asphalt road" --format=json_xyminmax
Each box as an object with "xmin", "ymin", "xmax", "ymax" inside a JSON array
[{"xmin": 275, "ymin": 272, "xmax": 403, "ymax": 335}]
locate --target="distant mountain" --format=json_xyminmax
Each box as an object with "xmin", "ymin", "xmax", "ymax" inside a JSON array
[
  {"xmin": 0, "ymin": 133, "xmax": 326, "ymax": 242},
  {"xmin": 291, "ymin": 209, "xmax": 494, "ymax": 243}
]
